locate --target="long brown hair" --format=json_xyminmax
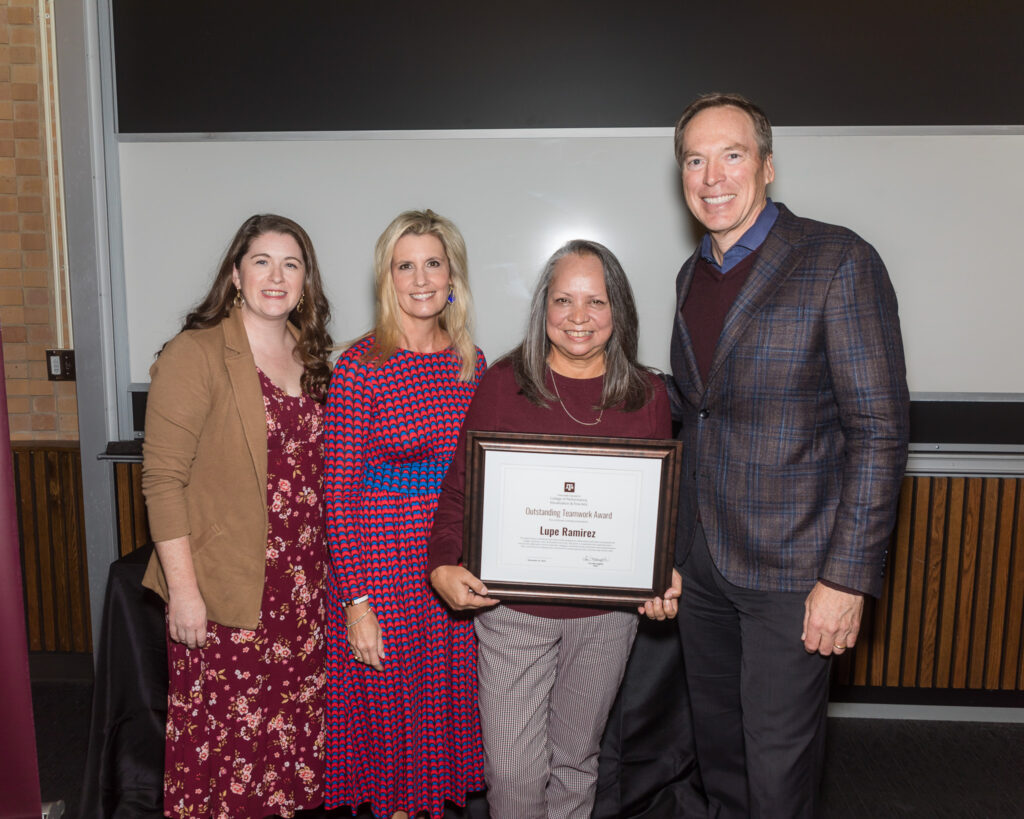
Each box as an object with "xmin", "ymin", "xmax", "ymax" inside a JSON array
[{"xmin": 176, "ymin": 214, "xmax": 334, "ymax": 401}]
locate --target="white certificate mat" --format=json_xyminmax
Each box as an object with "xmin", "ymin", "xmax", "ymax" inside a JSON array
[{"xmin": 480, "ymin": 451, "xmax": 660, "ymax": 589}]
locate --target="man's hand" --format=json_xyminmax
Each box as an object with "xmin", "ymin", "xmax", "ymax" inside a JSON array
[
  {"xmin": 638, "ymin": 569, "xmax": 682, "ymax": 620},
  {"xmin": 802, "ymin": 581, "xmax": 864, "ymax": 656},
  {"xmin": 430, "ymin": 565, "xmax": 500, "ymax": 611}
]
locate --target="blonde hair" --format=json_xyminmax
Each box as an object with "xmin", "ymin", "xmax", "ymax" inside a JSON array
[{"xmin": 362, "ymin": 209, "xmax": 477, "ymax": 381}]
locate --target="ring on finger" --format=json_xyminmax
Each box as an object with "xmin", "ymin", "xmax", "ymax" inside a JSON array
[{"xmin": 833, "ymin": 643, "xmax": 845, "ymax": 650}]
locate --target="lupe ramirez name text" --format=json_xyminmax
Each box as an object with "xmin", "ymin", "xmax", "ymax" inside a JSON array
[{"xmin": 540, "ymin": 526, "xmax": 597, "ymax": 538}]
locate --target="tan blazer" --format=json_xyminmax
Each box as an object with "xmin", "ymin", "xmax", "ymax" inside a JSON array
[{"xmin": 141, "ymin": 307, "xmax": 270, "ymax": 629}]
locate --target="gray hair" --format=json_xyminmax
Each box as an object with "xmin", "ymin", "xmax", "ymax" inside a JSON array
[{"xmin": 509, "ymin": 239, "xmax": 653, "ymax": 412}]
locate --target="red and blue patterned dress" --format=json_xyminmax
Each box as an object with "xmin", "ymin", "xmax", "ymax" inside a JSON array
[
  {"xmin": 323, "ymin": 337, "xmax": 486, "ymax": 818},
  {"xmin": 163, "ymin": 369, "xmax": 327, "ymax": 819}
]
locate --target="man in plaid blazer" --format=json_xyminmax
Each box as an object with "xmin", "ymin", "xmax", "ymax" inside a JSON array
[{"xmin": 669, "ymin": 93, "xmax": 909, "ymax": 817}]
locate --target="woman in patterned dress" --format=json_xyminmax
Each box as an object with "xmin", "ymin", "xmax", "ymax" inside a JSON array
[
  {"xmin": 323, "ymin": 210, "xmax": 486, "ymax": 819},
  {"xmin": 142, "ymin": 214, "xmax": 334, "ymax": 818}
]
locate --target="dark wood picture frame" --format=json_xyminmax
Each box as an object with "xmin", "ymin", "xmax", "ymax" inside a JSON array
[{"xmin": 463, "ymin": 431, "xmax": 682, "ymax": 607}]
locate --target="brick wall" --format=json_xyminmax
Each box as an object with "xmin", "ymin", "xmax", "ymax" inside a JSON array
[{"xmin": 0, "ymin": 0, "xmax": 77, "ymax": 441}]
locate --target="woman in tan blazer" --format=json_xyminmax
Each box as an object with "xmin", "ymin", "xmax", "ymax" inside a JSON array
[{"xmin": 141, "ymin": 214, "xmax": 334, "ymax": 819}]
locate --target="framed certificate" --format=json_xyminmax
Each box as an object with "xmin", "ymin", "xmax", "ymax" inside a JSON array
[{"xmin": 463, "ymin": 431, "xmax": 682, "ymax": 606}]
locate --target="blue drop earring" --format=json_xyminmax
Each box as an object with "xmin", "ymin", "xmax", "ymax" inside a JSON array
[{"xmin": 447, "ymin": 287, "xmax": 455, "ymax": 305}]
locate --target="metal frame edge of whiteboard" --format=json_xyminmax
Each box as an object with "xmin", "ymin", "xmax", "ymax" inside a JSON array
[
  {"xmin": 115, "ymin": 124, "xmax": 1024, "ymax": 143},
  {"xmin": 905, "ymin": 449, "xmax": 1024, "ymax": 477},
  {"xmin": 827, "ymin": 702, "xmax": 1024, "ymax": 723},
  {"xmin": 910, "ymin": 391, "xmax": 1024, "ymax": 402},
  {"xmin": 116, "ymin": 127, "xmax": 673, "ymax": 143}
]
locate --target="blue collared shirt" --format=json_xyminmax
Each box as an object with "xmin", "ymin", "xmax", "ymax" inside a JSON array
[{"xmin": 699, "ymin": 198, "xmax": 779, "ymax": 273}]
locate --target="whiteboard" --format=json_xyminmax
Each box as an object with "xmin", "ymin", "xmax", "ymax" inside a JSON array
[{"xmin": 118, "ymin": 129, "xmax": 1024, "ymax": 395}]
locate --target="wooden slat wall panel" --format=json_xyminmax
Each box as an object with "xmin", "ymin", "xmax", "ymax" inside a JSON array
[
  {"xmin": 1003, "ymin": 486, "xmax": 1024, "ymax": 690},
  {"xmin": 31, "ymin": 452, "xmax": 56, "ymax": 648},
  {"xmin": 987, "ymin": 480, "xmax": 1017, "ymax": 689},
  {"xmin": 968, "ymin": 481, "xmax": 998, "ymax": 688},
  {"xmin": 955, "ymin": 480, "xmax": 981, "ymax": 687},
  {"xmin": 918, "ymin": 477, "xmax": 947, "ymax": 687},
  {"xmin": 15, "ymin": 450, "xmax": 42, "ymax": 650},
  {"xmin": 883, "ymin": 479, "xmax": 913, "ymax": 686},
  {"xmin": 62, "ymin": 451, "xmax": 90, "ymax": 650},
  {"xmin": 834, "ymin": 476, "xmax": 1024, "ymax": 693},
  {"xmin": 114, "ymin": 461, "xmax": 149, "ymax": 556},
  {"xmin": 901, "ymin": 478, "xmax": 931, "ymax": 685},
  {"xmin": 935, "ymin": 478, "xmax": 965, "ymax": 688},
  {"xmin": 11, "ymin": 443, "xmax": 91, "ymax": 653}
]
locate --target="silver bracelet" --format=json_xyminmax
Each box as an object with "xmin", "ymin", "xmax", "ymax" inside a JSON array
[{"xmin": 346, "ymin": 608, "xmax": 371, "ymax": 629}]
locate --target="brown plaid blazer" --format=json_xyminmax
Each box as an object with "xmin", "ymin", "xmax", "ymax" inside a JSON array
[{"xmin": 669, "ymin": 204, "xmax": 909, "ymax": 597}]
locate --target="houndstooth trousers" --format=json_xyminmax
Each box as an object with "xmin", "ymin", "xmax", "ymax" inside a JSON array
[{"xmin": 474, "ymin": 605, "xmax": 638, "ymax": 819}]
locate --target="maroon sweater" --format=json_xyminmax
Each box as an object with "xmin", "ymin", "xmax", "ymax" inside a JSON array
[
  {"xmin": 427, "ymin": 358, "xmax": 672, "ymax": 619},
  {"xmin": 681, "ymin": 251, "xmax": 758, "ymax": 383}
]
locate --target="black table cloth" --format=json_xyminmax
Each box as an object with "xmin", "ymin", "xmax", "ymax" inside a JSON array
[
  {"xmin": 78, "ymin": 545, "xmax": 701, "ymax": 818},
  {"xmin": 80, "ymin": 544, "xmax": 166, "ymax": 819}
]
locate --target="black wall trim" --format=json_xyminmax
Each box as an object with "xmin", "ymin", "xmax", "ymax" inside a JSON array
[
  {"xmin": 112, "ymin": 1, "xmax": 1024, "ymax": 134},
  {"xmin": 830, "ymin": 684, "xmax": 1024, "ymax": 708},
  {"xmin": 125, "ymin": 398, "xmax": 1019, "ymax": 445},
  {"xmin": 909, "ymin": 401, "xmax": 1024, "ymax": 446}
]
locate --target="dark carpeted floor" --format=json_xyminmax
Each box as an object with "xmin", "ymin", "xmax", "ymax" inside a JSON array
[
  {"xmin": 819, "ymin": 718, "xmax": 1024, "ymax": 818},
  {"xmin": 33, "ymin": 680, "xmax": 92, "ymax": 819},
  {"xmin": 32, "ymin": 680, "xmax": 1024, "ymax": 819}
]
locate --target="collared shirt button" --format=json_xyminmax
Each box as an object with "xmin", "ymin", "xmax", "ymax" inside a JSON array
[{"xmin": 698, "ymin": 409, "xmax": 710, "ymax": 420}]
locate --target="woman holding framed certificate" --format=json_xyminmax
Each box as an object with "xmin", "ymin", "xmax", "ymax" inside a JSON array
[{"xmin": 428, "ymin": 239, "xmax": 683, "ymax": 819}]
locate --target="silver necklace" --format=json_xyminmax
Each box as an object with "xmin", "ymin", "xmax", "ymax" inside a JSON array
[{"xmin": 549, "ymin": 368, "xmax": 603, "ymax": 426}]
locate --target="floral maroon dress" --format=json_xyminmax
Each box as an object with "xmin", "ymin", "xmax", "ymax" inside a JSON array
[{"xmin": 163, "ymin": 370, "xmax": 328, "ymax": 818}]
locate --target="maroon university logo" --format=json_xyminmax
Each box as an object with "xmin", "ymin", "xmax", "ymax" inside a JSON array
[{"xmin": 564, "ymin": 482, "xmax": 575, "ymax": 493}]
